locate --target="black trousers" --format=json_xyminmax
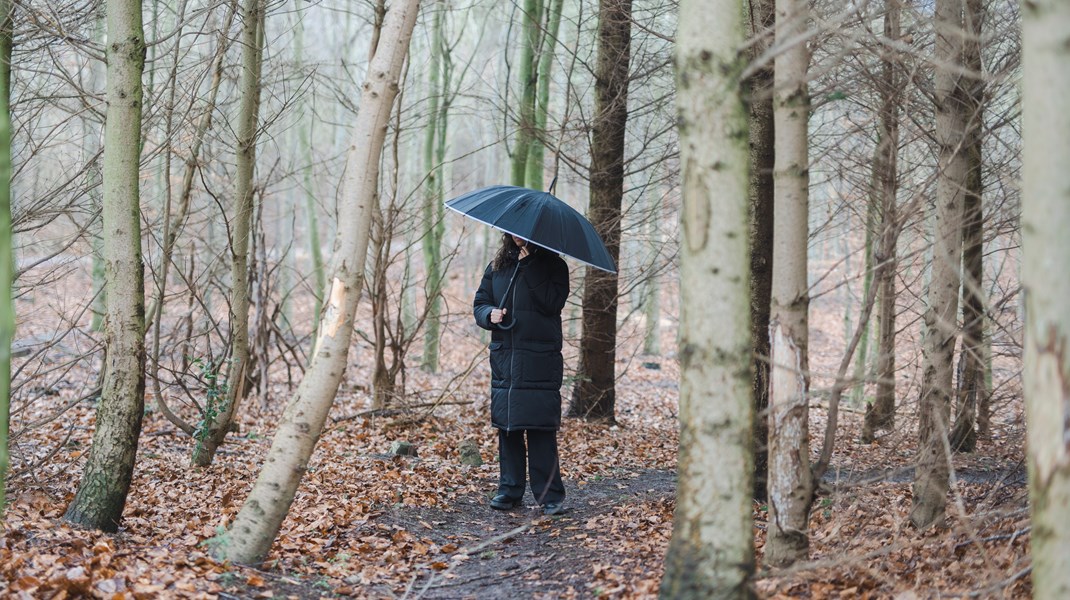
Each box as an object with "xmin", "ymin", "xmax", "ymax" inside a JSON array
[{"xmin": 497, "ymin": 429, "xmax": 565, "ymax": 504}]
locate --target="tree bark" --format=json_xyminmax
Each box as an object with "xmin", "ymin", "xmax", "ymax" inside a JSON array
[
  {"xmin": 191, "ymin": 0, "xmax": 263, "ymax": 466},
  {"xmin": 64, "ymin": 0, "xmax": 146, "ymax": 532},
  {"xmin": 851, "ymin": 197, "xmax": 876, "ymax": 406},
  {"xmin": 862, "ymin": 0, "xmax": 902, "ymax": 443},
  {"xmin": 1022, "ymin": 0, "xmax": 1070, "ymax": 596},
  {"xmin": 568, "ymin": 0, "xmax": 631, "ymax": 423},
  {"xmin": 209, "ymin": 0, "xmax": 420, "ymax": 565},
  {"xmin": 525, "ymin": 0, "xmax": 564, "ymax": 188},
  {"xmin": 420, "ymin": 0, "xmax": 445, "ymax": 373},
  {"xmin": 0, "ymin": 0, "xmax": 12, "ymax": 518},
  {"xmin": 89, "ymin": 15, "xmax": 106, "ymax": 334},
  {"xmin": 765, "ymin": 0, "xmax": 813, "ymax": 567},
  {"xmin": 949, "ymin": 0, "xmax": 984, "ymax": 453},
  {"xmin": 292, "ymin": 0, "xmax": 325, "ymax": 339},
  {"xmin": 510, "ymin": 0, "xmax": 543, "ymax": 186},
  {"xmin": 660, "ymin": 0, "xmax": 754, "ymax": 595},
  {"xmin": 911, "ymin": 0, "xmax": 967, "ymax": 530},
  {"xmin": 746, "ymin": 0, "xmax": 775, "ymax": 502},
  {"xmin": 641, "ymin": 187, "xmax": 662, "ymax": 356}
]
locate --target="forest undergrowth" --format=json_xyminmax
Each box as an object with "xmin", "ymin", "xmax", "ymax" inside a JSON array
[{"xmin": 1, "ymin": 276, "xmax": 1030, "ymax": 599}]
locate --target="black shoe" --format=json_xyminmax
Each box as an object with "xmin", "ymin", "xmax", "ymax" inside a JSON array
[
  {"xmin": 541, "ymin": 502, "xmax": 565, "ymax": 516},
  {"xmin": 490, "ymin": 494, "xmax": 522, "ymax": 510}
]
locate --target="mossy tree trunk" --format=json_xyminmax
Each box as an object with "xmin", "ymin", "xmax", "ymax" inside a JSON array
[
  {"xmin": 420, "ymin": 0, "xmax": 446, "ymax": 373},
  {"xmin": 510, "ymin": 0, "xmax": 543, "ymax": 186},
  {"xmin": 63, "ymin": 0, "xmax": 147, "ymax": 532},
  {"xmin": 524, "ymin": 0, "xmax": 564, "ymax": 188},
  {"xmin": 0, "ymin": 0, "xmax": 12, "ymax": 518}
]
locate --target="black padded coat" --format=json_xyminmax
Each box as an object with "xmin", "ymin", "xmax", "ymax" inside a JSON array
[{"xmin": 473, "ymin": 251, "xmax": 569, "ymax": 431}]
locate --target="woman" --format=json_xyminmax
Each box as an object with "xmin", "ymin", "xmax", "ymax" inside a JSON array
[{"xmin": 473, "ymin": 233, "xmax": 570, "ymax": 515}]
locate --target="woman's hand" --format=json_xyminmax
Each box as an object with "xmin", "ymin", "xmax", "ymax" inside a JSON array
[{"xmin": 490, "ymin": 308, "xmax": 507, "ymax": 324}]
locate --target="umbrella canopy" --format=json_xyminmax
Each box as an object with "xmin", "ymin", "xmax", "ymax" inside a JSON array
[{"xmin": 445, "ymin": 185, "xmax": 616, "ymax": 273}]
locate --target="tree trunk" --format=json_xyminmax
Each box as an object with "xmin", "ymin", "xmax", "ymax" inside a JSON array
[
  {"xmin": 765, "ymin": 0, "xmax": 813, "ymax": 567},
  {"xmin": 89, "ymin": 15, "xmax": 106, "ymax": 333},
  {"xmin": 949, "ymin": 0, "xmax": 984, "ymax": 454},
  {"xmin": 510, "ymin": 0, "xmax": 543, "ymax": 186},
  {"xmin": 370, "ymin": 206, "xmax": 397, "ymax": 408},
  {"xmin": 660, "ymin": 0, "xmax": 754, "ymax": 595},
  {"xmin": 568, "ymin": 0, "xmax": 631, "ymax": 423},
  {"xmin": 0, "ymin": 0, "xmax": 12, "ymax": 518},
  {"xmin": 862, "ymin": 0, "xmax": 902, "ymax": 443},
  {"xmin": 421, "ymin": 0, "xmax": 445, "ymax": 373},
  {"xmin": 525, "ymin": 0, "xmax": 564, "ymax": 188},
  {"xmin": 293, "ymin": 0, "xmax": 325, "ymax": 340},
  {"xmin": 911, "ymin": 0, "xmax": 967, "ymax": 530},
  {"xmin": 1022, "ymin": 3, "xmax": 1070, "ymax": 596},
  {"xmin": 746, "ymin": 0, "xmax": 774, "ymax": 502},
  {"xmin": 150, "ymin": 2, "xmax": 236, "ymax": 430},
  {"xmin": 209, "ymin": 0, "xmax": 420, "ymax": 565},
  {"xmin": 850, "ymin": 199, "xmax": 875, "ymax": 405},
  {"xmin": 641, "ymin": 188, "xmax": 661, "ymax": 356},
  {"xmin": 63, "ymin": 0, "xmax": 146, "ymax": 532},
  {"xmin": 191, "ymin": 0, "xmax": 263, "ymax": 467}
]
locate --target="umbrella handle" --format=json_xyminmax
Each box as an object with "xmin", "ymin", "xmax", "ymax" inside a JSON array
[{"xmin": 495, "ymin": 262, "xmax": 521, "ymax": 331}]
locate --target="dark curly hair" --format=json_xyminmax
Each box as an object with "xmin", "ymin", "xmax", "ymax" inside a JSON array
[{"xmin": 492, "ymin": 233, "xmax": 543, "ymax": 271}]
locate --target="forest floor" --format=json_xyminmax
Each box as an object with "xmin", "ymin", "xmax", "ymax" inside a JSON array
[{"xmin": 2, "ymin": 280, "xmax": 1032, "ymax": 598}]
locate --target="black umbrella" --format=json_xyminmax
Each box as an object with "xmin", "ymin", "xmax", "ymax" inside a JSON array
[{"xmin": 444, "ymin": 184, "xmax": 616, "ymax": 273}]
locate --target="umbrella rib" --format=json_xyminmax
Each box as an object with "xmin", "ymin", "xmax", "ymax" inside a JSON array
[{"xmin": 443, "ymin": 201, "xmax": 616, "ymax": 273}]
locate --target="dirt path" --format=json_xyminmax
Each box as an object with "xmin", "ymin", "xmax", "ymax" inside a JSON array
[
  {"xmin": 219, "ymin": 459, "xmax": 1028, "ymax": 599},
  {"xmin": 370, "ymin": 469, "xmax": 676, "ymax": 599}
]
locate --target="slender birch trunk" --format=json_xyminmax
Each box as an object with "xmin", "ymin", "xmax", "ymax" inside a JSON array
[
  {"xmin": 1022, "ymin": 0, "xmax": 1070, "ymax": 596},
  {"xmin": 64, "ymin": 0, "xmax": 146, "ymax": 532},
  {"xmin": 191, "ymin": 0, "xmax": 263, "ymax": 466},
  {"xmin": 209, "ymin": 0, "xmax": 420, "ymax": 565},
  {"xmin": 747, "ymin": 0, "xmax": 775, "ymax": 501},
  {"xmin": 660, "ymin": 0, "xmax": 754, "ymax": 596},
  {"xmin": 421, "ymin": 0, "xmax": 445, "ymax": 373},
  {"xmin": 862, "ymin": 0, "xmax": 902, "ymax": 443},
  {"xmin": 0, "ymin": 0, "xmax": 12, "ymax": 517},
  {"xmin": 949, "ymin": 0, "xmax": 984, "ymax": 453},
  {"xmin": 911, "ymin": 0, "xmax": 967, "ymax": 530},
  {"xmin": 765, "ymin": 0, "xmax": 814, "ymax": 567},
  {"xmin": 569, "ymin": 0, "xmax": 631, "ymax": 422}
]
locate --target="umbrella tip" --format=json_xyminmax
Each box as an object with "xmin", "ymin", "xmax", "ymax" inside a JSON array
[{"xmin": 548, "ymin": 176, "xmax": 558, "ymax": 196}]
